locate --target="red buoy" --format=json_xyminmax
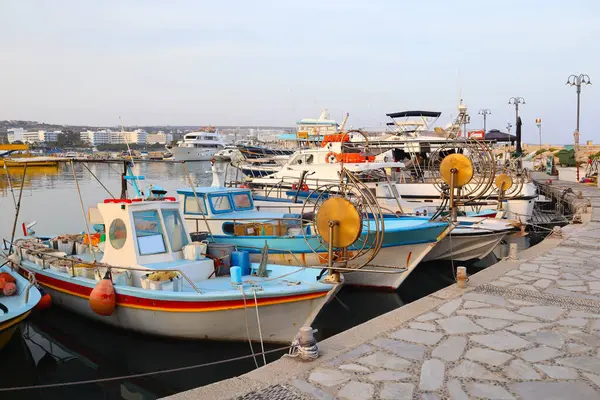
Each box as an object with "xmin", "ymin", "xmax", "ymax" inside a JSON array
[
  {"xmin": 3, "ymin": 282, "xmax": 16, "ymax": 296},
  {"xmin": 89, "ymin": 272, "xmax": 116, "ymax": 316}
]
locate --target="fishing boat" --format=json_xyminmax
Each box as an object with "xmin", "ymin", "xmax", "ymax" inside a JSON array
[
  {"xmin": 176, "ymin": 183, "xmax": 452, "ymax": 290},
  {"xmin": 0, "ymin": 265, "xmax": 41, "ymax": 351},
  {"xmin": 5, "ymin": 183, "xmax": 342, "ymax": 344}
]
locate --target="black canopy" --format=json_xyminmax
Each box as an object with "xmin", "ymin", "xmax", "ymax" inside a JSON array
[
  {"xmin": 386, "ymin": 111, "xmax": 442, "ymax": 119},
  {"xmin": 484, "ymin": 129, "xmax": 517, "ymax": 142}
]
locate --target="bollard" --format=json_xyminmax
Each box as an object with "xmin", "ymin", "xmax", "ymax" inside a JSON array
[
  {"xmin": 456, "ymin": 266, "xmax": 467, "ymax": 289},
  {"xmin": 508, "ymin": 243, "xmax": 518, "ymax": 260}
]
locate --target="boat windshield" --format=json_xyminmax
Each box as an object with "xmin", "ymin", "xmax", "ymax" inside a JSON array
[
  {"xmin": 232, "ymin": 192, "xmax": 253, "ymax": 210},
  {"xmin": 209, "ymin": 194, "xmax": 232, "ymax": 213},
  {"xmin": 133, "ymin": 210, "xmax": 167, "ymax": 255},
  {"xmin": 184, "ymin": 196, "xmax": 207, "ymax": 215},
  {"xmin": 161, "ymin": 209, "xmax": 189, "ymax": 252}
]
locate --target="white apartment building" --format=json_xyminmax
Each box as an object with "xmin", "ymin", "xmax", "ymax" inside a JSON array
[
  {"xmin": 8, "ymin": 129, "xmax": 60, "ymax": 143},
  {"xmin": 146, "ymin": 131, "xmax": 173, "ymax": 144},
  {"xmin": 80, "ymin": 130, "xmax": 111, "ymax": 146}
]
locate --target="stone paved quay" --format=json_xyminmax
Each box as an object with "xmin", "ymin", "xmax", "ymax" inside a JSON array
[{"xmin": 165, "ymin": 179, "xmax": 600, "ymax": 400}]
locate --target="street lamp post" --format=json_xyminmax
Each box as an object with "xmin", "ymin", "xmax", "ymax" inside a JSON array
[
  {"xmin": 536, "ymin": 118, "xmax": 542, "ymax": 150},
  {"xmin": 566, "ymin": 74, "xmax": 592, "ymax": 181},
  {"xmin": 508, "ymin": 97, "xmax": 525, "ymax": 156},
  {"xmin": 478, "ymin": 109, "xmax": 491, "ymax": 135}
]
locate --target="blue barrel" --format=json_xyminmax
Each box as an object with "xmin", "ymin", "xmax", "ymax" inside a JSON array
[
  {"xmin": 230, "ymin": 266, "xmax": 242, "ymax": 284},
  {"xmin": 231, "ymin": 250, "xmax": 251, "ymax": 275}
]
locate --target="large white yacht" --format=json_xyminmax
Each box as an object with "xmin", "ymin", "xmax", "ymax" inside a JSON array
[{"xmin": 165, "ymin": 131, "xmax": 225, "ymax": 161}]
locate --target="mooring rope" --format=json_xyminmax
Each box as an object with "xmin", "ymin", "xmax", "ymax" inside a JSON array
[
  {"xmin": 253, "ymin": 287, "xmax": 268, "ymax": 366},
  {"xmin": 0, "ymin": 345, "xmax": 291, "ymax": 392},
  {"xmin": 239, "ymin": 286, "xmax": 260, "ymax": 369}
]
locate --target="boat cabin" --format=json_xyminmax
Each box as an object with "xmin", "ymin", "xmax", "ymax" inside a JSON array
[{"xmin": 176, "ymin": 187, "xmax": 303, "ymax": 238}]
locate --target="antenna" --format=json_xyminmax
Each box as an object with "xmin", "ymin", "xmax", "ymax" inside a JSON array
[{"xmin": 119, "ymin": 116, "xmax": 144, "ymax": 197}]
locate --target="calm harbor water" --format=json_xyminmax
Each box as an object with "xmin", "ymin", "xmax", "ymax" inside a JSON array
[{"xmin": 0, "ymin": 162, "xmax": 546, "ymax": 399}]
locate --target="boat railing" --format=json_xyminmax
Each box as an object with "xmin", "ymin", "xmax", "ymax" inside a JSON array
[
  {"xmin": 184, "ymin": 215, "xmax": 311, "ymax": 236},
  {"xmin": 3, "ymin": 238, "xmax": 203, "ymax": 294}
]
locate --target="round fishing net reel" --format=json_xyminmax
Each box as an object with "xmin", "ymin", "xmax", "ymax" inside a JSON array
[
  {"xmin": 300, "ymin": 170, "xmax": 384, "ymax": 269},
  {"xmin": 428, "ymin": 138, "xmax": 496, "ymax": 201}
]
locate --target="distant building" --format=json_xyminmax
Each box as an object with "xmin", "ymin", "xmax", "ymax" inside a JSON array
[
  {"xmin": 9, "ymin": 129, "xmax": 60, "ymax": 143},
  {"xmin": 122, "ymin": 129, "xmax": 148, "ymax": 145},
  {"xmin": 7, "ymin": 128, "xmax": 24, "ymax": 143},
  {"xmin": 146, "ymin": 131, "xmax": 173, "ymax": 144},
  {"xmin": 80, "ymin": 130, "xmax": 111, "ymax": 145}
]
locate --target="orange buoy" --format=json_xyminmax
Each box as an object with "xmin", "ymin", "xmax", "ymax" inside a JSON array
[
  {"xmin": 35, "ymin": 287, "xmax": 52, "ymax": 310},
  {"xmin": 89, "ymin": 271, "xmax": 116, "ymax": 316}
]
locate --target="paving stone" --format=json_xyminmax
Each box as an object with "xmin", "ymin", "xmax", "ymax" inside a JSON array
[
  {"xmin": 563, "ymin": 286, "xmax": 588, "ymax": 292},
  {"xmin": 519, "ymin": 263, "xmax": 539, "ymax": 272},
  {"xmin": 511, "ymin": 381, "xmax": 599, "ymax": 400},
  {"xmin": 499, "ymin": 276, "xmax": 526, "ymax": 284},
  {"xmin": 505, "ymin": 270, "xmax": 522, "ymax": 276},
  {"xmin": 466, "ymin": 383, "xmax": 515, "ymax": 400},
  {"xmin": 591, "ymin": 320, "xmax": 600, "ymax": 330},
  {"xmin": 309, "ymin": 368, "xmax": 350, "ymax": 387},
  {"xmin": 557, "ymin": 356, "xmax": 600, "ymax": 375},
  {"xmin": 366, "ymin": 370, "xmax": 410, "ymax": 382},
  {"xmin": 419, "ymin": 359, "xmax": 445, "ymax": 391},
  {"xmin": 465, "ymin": 347, "xmax": 513, "ymax": 366},
  {"xmin": 431, "ymin": 336, "xmax": 467, "ymax": 362},
  {"xmin": 447, "ymin": 379, "xmax": 469, "ymax": 400},
  {"xmin": 583, "ymin": 373, "xmax": 600, "ymax": 389},
  {"xmin": 470, "ymin": 331, "xmax": 531, "ymax": 351},
  {"xmin": 463, "ymin": 300, "xmax": 489, "ymax": 308},
  {"xmin": 506, "ymin": 322, "xmax": 551, "ymax": 333},
  {"xmin": 517, "ymin": 306, "xmax": 565, "ymax": 321},
  {"xmin": 571, "ymin": 332, "xmax": 600, "ymax": 347},
  {"xmin": 458, "ymin": 308, "xmax": 536, "ymax": 322},
  {"xmin": 569, "ymin": 310, "xmax": 600, "ymax": 319},
  {"xmin": 590, "ymin": 281, "xmax": 600, "ymax": 291},
  {"xmin": 558, "ymin": 317, "xmax": 588, "ymax": 327},
  {"xmin": 421, "ymin": 394, "xmax": 440, "ymax": 400},
  {"xmin": 327, "ymin": 344, "xmax": 375, "ymax": 366},
  {"xmin": 338, "ymin": 381, "xmax": 374, "ymax": 400},
  {"xmin": 535, "ymin": 364, "xmax": 579, "ymax": 379},
  {"xmin": 520, "ymin": 346, "xmax": 562, "ymax": 362},
  {"xmin": 527, "ymin": 272, "xmax": 563, "ymax": 280},
  {"xmin": 474, "ymin": 318, "xmax": 513, "ymax": 330},
  {"xmin": 357, "ymin": 351, "xmax": 411, "ymax": 370},
  {"xmin": 567, "ymin": 343, "xmax": 591, "ymax": 354},
  {"xmin": 524, "ymin": 331, "xmax": 566, "ymax": 348},
  {"xmin": 436, "ymin": 316, "xmax": 485, "ymax": 334},
  {"xmin": 506, "ymin": 273, "xmax": 538, "ymax": 282},
  {"xmin": 505, "ymin": 359, "xmax": 542, "ymax": 380},
  {"xmin": 539, "ymin": 267, "xmax": 560, "ymax": 275},
  {"xmin": 437, "ymin": 298, "xmax": 462, "ymax": 316},
  {"xmin": 463, "ymin": 292, "xmax": 509, "ymax": 307},
  {"xmin": 416, "ymin": 312, "xmax": 443, "ymax": 322},
  {"xmin": 371, "ymin": 339, "xmax": 426, "ymax": 360},
  {"xmin": 513, "ymin": 284, "xmax": 539, "ymax": 292},
  {"xmin": 449, "ymin": 360, "xmax": 506, "ymax": 381},
  {"xmin": 562, "ymin": 273, "xmax": 582, "ymax": 280},
  {"xmin": 408, "ymin": 321, "xmax": 437, "ymax": 332},
  {"xmin": 490, "ymin": 281, "xmax": 512, "ymax": 287},
  {"xmin": 591, "ymin": 270, "xmax": 600, "ymax": 279},
  {"xmin": 557, "ymin": 279, "xmax": 585, "ymax": 286},
  {"xmin": 380, "ymin": 383, "xmax": 414, "ymax": 400},
  {"xmin": 291, "ymin": 379, "xmax": 336, "ymax": 400},
  {"xmin": 339, "ymin": 364, "xmax": 371, "ymax": 373},
  {"xmin": 508, "ymin": 299, "xmax": 537, "ymax": 306},
  {"xmin": 391, "ymin": 329, "xmax": 443, "ymax": 345}
]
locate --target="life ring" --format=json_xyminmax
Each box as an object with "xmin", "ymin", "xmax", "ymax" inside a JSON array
[
  {"xmin": 292, "ymin": 183, "xmax": 309, "ymax": 191},
  {"xmin": 326, "ymin": 152, "xmax": 340, "ymax": 163}
]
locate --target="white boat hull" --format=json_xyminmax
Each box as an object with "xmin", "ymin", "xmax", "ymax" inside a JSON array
[
  {"xmin": 42, "ymin": 283, "xmax": 339, "ymax": 344},
  {"xmin": 423, "ymin": 231, "xmax": 507, "ymax": 262},
  {"xmin": 261, "ymin": 242, "xmax": 438, "ymax": 290},
  {"xmin": 167, "ymin": 147, "xmax": 219, "ymax": 161}
]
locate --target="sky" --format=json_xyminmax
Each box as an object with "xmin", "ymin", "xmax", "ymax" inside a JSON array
[{"xmin": 0, "ymin": 0, "xmax": 599, "ymax": 144}]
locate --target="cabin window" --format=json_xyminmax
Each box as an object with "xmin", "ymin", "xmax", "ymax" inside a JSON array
[
  {"xmin": 209, "ymin": 194, "xmax": 232, "ymax": 213},
  {"xmin": 108, "ymin": 218, "xmax": 127, "ymax": 250},
  {"xmin": 133, "ymin": 210, "xmax": 167, "ymax": 255},
  {"xmin": 232, "ymin": 193, "xmax": 253, "ymax": 210},
  {"xmin": 184, "ymin": 195, "xmax": 207, "ymax": 215},
  {"xmin": 161, "ymin": 209, "xmax": 189, "ymax": 252}
]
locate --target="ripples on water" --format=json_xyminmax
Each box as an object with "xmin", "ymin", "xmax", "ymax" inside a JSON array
[{"xmin": 0, "ymin": 162, "xmax": 547, "ymax": 399}]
